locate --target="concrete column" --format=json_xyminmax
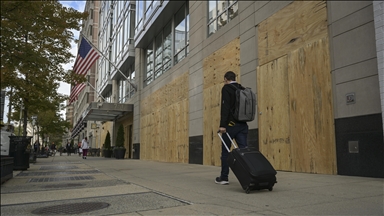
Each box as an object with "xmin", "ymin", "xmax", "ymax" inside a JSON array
[{"xmin": 373, "ymin": 1, "xmax": 384, "ymax": 132}]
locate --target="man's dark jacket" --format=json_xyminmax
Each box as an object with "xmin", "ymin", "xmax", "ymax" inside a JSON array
[{"xmin": 220, "ymin": 82, "xmax": 243, "ymax": 127}]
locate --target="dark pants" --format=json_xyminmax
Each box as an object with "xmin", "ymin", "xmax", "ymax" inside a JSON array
[
  {"xmin": 83, "ymin": 149, "xmax": 88, "ymax": 157},
  {"xmin": 221, "ymin": 122, "xmax": 248, "ymax": 180}
]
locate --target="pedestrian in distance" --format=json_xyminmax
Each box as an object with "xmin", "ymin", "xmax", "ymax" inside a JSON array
[
  {"xmin": 66, "ymin": 141, "xmax": 71, "ymax": 156},
  {"xmin": 78, "ymin": 142, "xmax": 82, "ymax": 156},
  {"xmin": 81, "ymin": 137, "xmax": 89, "ymax": 159},
  {"xmin": 216, "ymin": 71, "xmax": 249, "ymax": 185},
  {"xmin": 33, "ymin": 141, "xmax": 38, "ymax": 153}
]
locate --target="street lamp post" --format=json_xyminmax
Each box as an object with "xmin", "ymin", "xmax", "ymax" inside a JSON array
[{"xmin": 32, "ymin": 116, "xmax": 37, "ymax": 152}]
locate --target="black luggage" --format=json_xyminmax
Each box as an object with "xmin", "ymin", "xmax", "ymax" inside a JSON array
[{"xmin": 218, "ymin": 132, "xmax": 277, "ymax": 194}]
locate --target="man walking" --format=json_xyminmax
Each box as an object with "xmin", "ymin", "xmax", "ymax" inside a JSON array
[
  {"xmin": 66, "ymin": 141, "xmax": 71, "ymax": 156},
  {"xmin": 216, "ymin": 71, "xmax": 248, "ymax": 185}
]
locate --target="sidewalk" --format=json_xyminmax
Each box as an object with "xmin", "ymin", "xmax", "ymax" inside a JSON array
[{"xmin": 1, "ymin": 154, "xmax": 383, "ymax": 215}]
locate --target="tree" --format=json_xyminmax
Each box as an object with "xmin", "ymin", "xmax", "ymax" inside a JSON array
[{"xmin": 1, "ymin": 1, "xmax": 88, "ymax": 136}]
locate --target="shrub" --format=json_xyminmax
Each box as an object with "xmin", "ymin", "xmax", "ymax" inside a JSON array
[
  {"xmin": 115, "ymin": 125, "xmax": 125, "ymax": 149},
  {"xmin": 104, "ymin": 131, "xmax": 111, "ymax": 150}
]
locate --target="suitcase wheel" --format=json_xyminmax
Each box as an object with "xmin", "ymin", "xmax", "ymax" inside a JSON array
[
  {"xmin": 268, "ymin": 187, "xmax": 273, "ymax": 191},
  {"xmin": 245, "ymin": 187, "xmax": 251, "ymax": 194}
]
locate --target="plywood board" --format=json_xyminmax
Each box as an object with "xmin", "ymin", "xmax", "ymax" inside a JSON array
[
  {"xmin": 203, "ymin": 38, "xmax": 240, "ymax": 166},
  {"xmin": 257, "ymin": 56, "xmax": 292, "ymax": 171},
  {"xmin": 258, "ymin": 1, "xmax": 328, "ymax": 66},
  {"xmin": 140, "ymin": 72, "xmax": 189, "ymax": 163},
  {"xmin": 257, "ymin": 1, "xmax": 336, "ymax": 174},
  {"xmin": 288, "ymin": 37, "xmax": 336, "ymax": 174}
]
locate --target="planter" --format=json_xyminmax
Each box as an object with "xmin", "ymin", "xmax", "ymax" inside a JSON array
[
  {"xmin": 9, "ymin": 136, "xmax": 32, "ymax": 170},
  {"xmin": 103, "ymin": 149, "xmax": 112, "ymax": 158},
  {"xmin": 1, "ymin": 157, "xmax": 14, "ymax": 184},
  {"xmin": 114, "ymin": 148, "xmax": 126, "ymax": 159}
]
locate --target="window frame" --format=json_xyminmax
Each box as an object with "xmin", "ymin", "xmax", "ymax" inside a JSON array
[
  {"xmin": 143, "ymin": 1, "xmax": 190, "ymax": 87},
  {"xmin": 207, "ymin": 0, "xmax": 238, "ymax": 37}
]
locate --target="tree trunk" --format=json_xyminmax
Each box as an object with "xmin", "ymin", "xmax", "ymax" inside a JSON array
[
  {"xmin": 7, "ymin": 87, "xmax": 13, "ymax": 124},
  {"xmin": 23, "ymin": 107, "xmax": 28, "ymax": 136}
]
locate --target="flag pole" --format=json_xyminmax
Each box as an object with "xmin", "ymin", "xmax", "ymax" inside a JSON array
[
  {"xmin": 86, "ymin": 76, "xmax": 106, "ymax": 101},
  {"xmin": 80, "ymin": 33, "xmax": 138, "ymax": 91}
]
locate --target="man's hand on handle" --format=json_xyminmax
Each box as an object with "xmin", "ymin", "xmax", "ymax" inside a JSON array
[{"xmin": 218, "ymin": 127, "xmax": 226, "ymax": 133}]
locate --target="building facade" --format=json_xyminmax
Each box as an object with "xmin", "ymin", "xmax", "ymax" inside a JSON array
[
  {"xmin": 70, "ymin": 0, "xmax": 100, "ymax": 148},
  {"xmin": 72, "ymin": 0, "xmax": 383, "ymax": 178}
]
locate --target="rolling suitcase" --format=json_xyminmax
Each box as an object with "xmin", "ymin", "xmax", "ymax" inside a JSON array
[{"xmin": 218, "ymin": 132, "xmax": 277, "ymax": 194}]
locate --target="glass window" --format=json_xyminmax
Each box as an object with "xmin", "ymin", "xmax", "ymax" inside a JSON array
[
  {"xmin": 218, "ymin": 11, "xmax": 227, "ymax": 30},
  {"xmin": 130, "ymin": 65, "xmax": 135, "ymax": 97},
  {"xmin": 186, "ymin": 11, "xmax": 190, "ymax": 57},
  {"xmin": 113, "ymin": 3, "xmax": 118, "ymax": 26},
  {"xmin": 154, "ymin": 33, "xmax": 163, "ymax": 78},
  {"xmin": 207, "ymin": 0, "xmax": 238, "ymax": 37},
  {"xmin": 143, "ymin": 2, "xmax": 189, "ymax": 87},
  {"xmin": 90, "ymin": 9, "xmax": 93, "ymax": 19},
  {"xmin": 124, "ymin": 15, "xmax": 129, "ymax": 45},
  {"xmin": 112, "ymin": 38, "xmax": 116, "ymax": 64},
  {"xmin": 120, "ymin": 1, "xmax": 124, "ymax": 14},
  {"xmin": 208, "ymin": 1, "xmax": 216, "ymax": 21},
  {"xmin": 105, "ymin": 90, "xmax": 112, "ymax": 103},
  {"xmin": 228, "ymin": 2, "xmax": 238, "ymax": 21},
  {"xmin": 145, "ymin": 0, "xmax": 153, "ymax": 20},
  {"xmin": 145, "ymin": 41, "xmax": 154, "ymax": 85},
  {"xmin": 174, "ymin": 5, "xmax": 188, "ymax": 64},
  {"xmin": 129, "ymin": 10, "xmax": 135, "ymax": 43},
  {"xmin": 174, "ymin": 7, "xmax": 186, "ymax": 55},
  {"xmin": 119, "ymin": 27, "xmax": 123, "ymax": 51},
  {"xmin": 218, "ymin": 0, "xmax": 226, "ymax": 15},
  {"xmin": 208, "ymin": 20, "xmax": 217, "ymax": 36},
  {"xmin": 163, "ymin": 21, "xmax": 172, "ymax": 72},
  {"xmin": 118, "ymin": 79, "xmax": 127, "ymax": 103},
  {"xmin": 136, "ymin": 1, "xmax": 143, "ymax": 32}
]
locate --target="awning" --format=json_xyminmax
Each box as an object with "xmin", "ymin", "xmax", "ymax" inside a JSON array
[
  {"xmin": 71, "ymin": 117, "xmax": 87, "ymax": 139},
  {"xmin": 70, "ymin": 102, "xmax": 133, "ymax": 139},
  {"xmin": 82, "ymin": 102, "xmax": 133, "ymax": 122}
]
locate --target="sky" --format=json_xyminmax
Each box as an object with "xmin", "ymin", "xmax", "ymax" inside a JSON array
[
  {"xmin": 57, "ymin": 1, "xmax": 86, "ymax": 99},
  {"xmin": 3, "ymin": 1, "xmax": 85, "ymax": 123}
]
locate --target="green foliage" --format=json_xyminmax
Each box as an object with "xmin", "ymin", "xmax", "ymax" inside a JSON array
[
  {"xmin": 115, "ymin": 125, "xmax": 125, "ymax": 148},
  {"xmin": 35, "ymin": 109, "xmax": 70, "ymax": 140},
  {"xmin": 1, "ymin": 1, "xmax": 88, "ymax": 136},
  {"xmin": 13, "ymin": 126, "xmax": 25, "ymax": 136},
  {"xmin": 104, "ymin": 131, "xmax": 111, "ymax": 150}
]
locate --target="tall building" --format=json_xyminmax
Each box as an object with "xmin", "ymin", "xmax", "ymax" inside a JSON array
[
  {"xmin": 70, "ymin": 0, "xmax": 101, "ymax": 148},
  {"xmin": 71, "ymin": 1, "xmax": 383, "ymax": 178}
]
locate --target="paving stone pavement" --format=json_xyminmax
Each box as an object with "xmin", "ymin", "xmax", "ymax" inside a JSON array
[{"xmin": 1, "ymin": 154, "xmax": 383, "ymax": 215}]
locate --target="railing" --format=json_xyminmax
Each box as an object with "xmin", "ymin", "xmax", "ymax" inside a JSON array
[{"xmin": 88, "ymin": 148, "xmax": 101, "ymax": 157}]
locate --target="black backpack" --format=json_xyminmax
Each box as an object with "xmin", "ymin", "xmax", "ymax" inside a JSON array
[{"xmin": 230, "ymin": 84, "xmax": 256, "ymax": 122}]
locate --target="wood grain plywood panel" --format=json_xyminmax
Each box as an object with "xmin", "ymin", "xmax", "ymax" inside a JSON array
[
  {"xmin": 203, "ymin": 38, "xmax": 240, "ymax": 166},
  {"xmin": 288, "ymin": 37, "xmax": 336, "ymax": 174},
  {"xmin": 203, "ymin": 38, "xmax": 241, "ymax": 89},
  {"xmin": 258, "ymin": 1, "xmax": 328, "ymax": 66},
  {"xmin": 257, "ymin": 56, "xmax": 292, "ymax": 171},
  {"xmin": 140, "ymin": 72, "xmax": 189, "ymax": 163}
]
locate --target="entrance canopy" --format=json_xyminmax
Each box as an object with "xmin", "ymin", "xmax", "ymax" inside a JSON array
[
  {"xmin": 83, "ymin": 102, "xmax": 133, "ymax": 122},
  {"xmin": 70, "ymin": 102, "xmax": 133, "ymax": 138}
]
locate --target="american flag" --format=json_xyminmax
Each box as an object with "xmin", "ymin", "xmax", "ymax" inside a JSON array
[
  {"xmin": 69, "ymin": 37, "xmax": 100, "ymax": 103},
  {"xmin": 70, "ymin": 83, "xmax": 86, "ymax": 103}
]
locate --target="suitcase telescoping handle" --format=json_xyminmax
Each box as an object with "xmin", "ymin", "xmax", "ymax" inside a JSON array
[{"xmin": 217, "ymin": 131, "xmax": 238, "ymax": 152}]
